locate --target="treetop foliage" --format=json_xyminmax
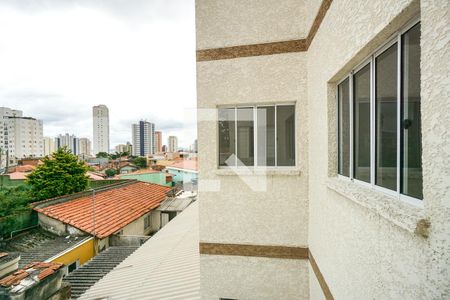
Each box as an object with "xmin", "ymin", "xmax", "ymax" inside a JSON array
[{"xmin": 27, "ymin": 147, "xmax": 89, "ymax": 200}]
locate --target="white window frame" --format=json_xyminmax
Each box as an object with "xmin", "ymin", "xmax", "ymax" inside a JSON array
[
  {"xmin": 217, "ymin": 103, "xmax": 297, "ymax": 169},
  {"xmin": 337, "ymin": 17, "xmax": 422, "ymax": 207}
]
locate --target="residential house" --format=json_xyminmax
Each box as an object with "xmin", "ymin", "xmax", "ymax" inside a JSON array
[
  {"xmin": 118, "ymin": 169, "xmax": 173, "ymax": 187},
  {"xmin": 165, "ymin": 160, "xmax": 198, "ymax": 185},
  {"xmin": 33, "ymin": 181, "xmax": 171, "ymax": 254}
]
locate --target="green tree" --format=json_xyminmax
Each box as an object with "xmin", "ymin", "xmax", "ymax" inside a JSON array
[
  {"xmin": 133, "ymin": 157, "xmax": 147, "ymax": 168},
  {"xmin": 96, "ymin": 152, "xmax": 109, "ymax": 158},
  {"xmin": 26, "ymin": 147, "xmax": 89, "ymax": 200},
  {"xmin": 105, "ymin": 169, "xmax": 116, "ymax": 177}
]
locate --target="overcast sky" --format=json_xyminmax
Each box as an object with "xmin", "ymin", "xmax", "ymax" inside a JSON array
[{"xmin": 0, "ymin": 0, "xmax": 197, "ymax": 149}]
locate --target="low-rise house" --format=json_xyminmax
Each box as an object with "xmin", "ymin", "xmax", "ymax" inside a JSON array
[
  {"xmin": 117, "ymin": 163, "xmax": 138, "ymax": 174},
  {"xmin": 0, "ymin": 228, "xmax": 94, "ymax": 272},
  {"xmin": 118, "ymin": 169, "xmax": 173, "ymax": 187},
  {"xmin": 0, "ymin": 261, "xmax": 68, "ymax": 300},
  {"xmin": 33, "ymin": 181, "xmax": 171, "ymax": 253},
  {"xmin": 157, "ymin": 190, "xmax": 196, "ymax": 227},
  {"xmin": 165, "ymin": 160, "xmax": 198, "ymax": 185}
]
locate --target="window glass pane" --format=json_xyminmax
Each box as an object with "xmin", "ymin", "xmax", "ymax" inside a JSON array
[
  {"xmin": 338, "ymin": 78, "xmax": 350, "ymax": 177},
  {"xmin": 237, "ymin": 107, "xmax": 254, "ymax": 166},
  {"xmin": 353, "ymin": 64, "xmax": 371, "ymax": 182},
  {"xmin": 276, "ymin": 105, "xmax": 295, "ymax": 166},
  {"xmin": 257, "ymin": 106, "xmax": 275, "ymax": 166},
  {"xmin": 401, "ymin": 23, "xmax": 422, "ymax": 199},
  {"xmin": 218, "ymin": 108, "xmax": 236, "ymax": 166},
  {"xmin": 375, "ymin": 43, "xmax": 398, "ymax": 190}
]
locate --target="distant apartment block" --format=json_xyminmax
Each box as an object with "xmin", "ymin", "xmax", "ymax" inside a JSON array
[
  {"xmin": 43, "ymin": 137, "xmax": 56, "ymax": 156},
  {"xmin": 115, "ymin": 142, "xmax": 132, "ymax": 154},
  {"xmin": 132, "ymin": 121, "xmax": 155, "ymax": 156},
  {"xmin": 55, "ymin": 133, "xmax": 80, "ymax": 155},
  {"xmin": 155, "ymin": 131, "xmax": 162, "ymax": 153},
  {"xmin": 0, "ymin": 107, "xmax": 44, "ymax": 166},
  {"xmin": 92, "ymin": 105, "xmax": 110, "ymax": 155},
  {"xmin": 167, "ymin": 135, "xmax": 178, "ymax": 153},
  {"xmin": 79, "ymin": 137, "xmax": 92, "ymax": 157}
]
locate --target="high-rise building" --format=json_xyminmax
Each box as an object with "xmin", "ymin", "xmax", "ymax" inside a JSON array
[
  {"xmin": 93, "ymin": 105, "xmax": 110, "ymax": 155},
  {"xmin": 155, "ymin": 131, "xmax": 162, "ymax": 153},
  {"xmin": 79, "ymin": 138, "xmax": 92, "ymax": 156},
  {"xmin": 115, "ymin": 142, "xmax": 132, "ymax": 154},
  {"xmin": 43, "ymin": 137, "xmax": 56, "ymax": 156},
  {"xmin": 168, "ymin": 136, "xmax": 178, "ymax": 153},
  {"xmin": 0, "ymin": 107, "xmax": 44, "ymax": 166},
  {"xmin": 132, "ymin": 121, "xmax": 155, "ymax": 157},
  {"xmin": 55, "ymin": 133, "xmax": 79, "ymax": 155}
]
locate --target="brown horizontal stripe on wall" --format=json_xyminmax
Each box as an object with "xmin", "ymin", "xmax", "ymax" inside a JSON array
[
  {"xmin": 199, "ymin": 242, "xmax": 308, "ymax": 259},
  {"xmin": 196, "ymin": 0, "xmax": 333, "ymax": 61},
  {"xmin": 309, "ymin": 251, "xmax": 334, "ymax": 300},
  {"xmin": 196, "ymin": 39, "xmax": 307, "ymax": 61}
]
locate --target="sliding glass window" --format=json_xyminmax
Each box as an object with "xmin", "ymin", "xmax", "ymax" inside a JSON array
[
  {"xmin": 401, "ymin": 23, "xmax": 422, "ymax": 199},
  {"xmin": 375, "ymin": 43, "xmax": 398, "ymax": 190},
  {"xmin": 218, "ymin": 105, "xmax": 295, "ymax": 167},
  {"xmin": 338, "ymin": 78, "xmax": 350, "ymax": 177},
  {"xmin": 353, "ymin": 64, "xmax": 371, "ymax": 183},
  {"xmin": 218, "ymin": 108, "xmax": 236, "ymax": 166},
  {"xmin": 336, "ymin": 20, "xmax": 422, "ymax": 201}
]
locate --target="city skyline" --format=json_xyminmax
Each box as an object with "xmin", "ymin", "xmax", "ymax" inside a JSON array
[{"xmin": 0, "ymin": 0, "xmax": 196, "ymax": 149}]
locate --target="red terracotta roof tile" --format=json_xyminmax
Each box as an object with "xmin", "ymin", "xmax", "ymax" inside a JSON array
[
  {"xmin": 37, "ymin": 268, "xmax": 54, "ymax": 280},
  {"xmin": 34, "ymin": 182, "xmax": 171, "ymax": 239}
]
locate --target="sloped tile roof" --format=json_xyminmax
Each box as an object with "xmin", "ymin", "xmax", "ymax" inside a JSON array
[{"xmin": 34, "ymin": 182, "xmax": 171, "ymax": 239}]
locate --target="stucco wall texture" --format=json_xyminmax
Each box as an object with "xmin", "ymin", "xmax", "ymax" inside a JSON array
[
  {"xmin": 196, "ymin": 0, "xmax": 449, "ymax": 299},
  {"xmin": 307, "ymin": 0, "xmax": 449, "ymax": 299}
]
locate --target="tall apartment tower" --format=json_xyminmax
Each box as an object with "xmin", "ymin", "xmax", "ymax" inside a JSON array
[
  {"xmin": 132, "ymin": 121, "xmax": 155, "ymax": 157},
  {"xmin": 93, "ymin": 105, "xmax": 110, "ymax": 155},
  {"xmin": 167, "ymin": 136, "xmax": 178, "ymax": 153},
  {"xmin": 0, "ymin": 107, "xmax": 44, "ymax": 166},
  {"xmin": 155, "ymin": 131, "xmax": 162, "ymax": 153}
]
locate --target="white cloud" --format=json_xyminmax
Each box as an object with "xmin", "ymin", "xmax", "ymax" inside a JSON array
[{"xmin": 0, "ymin": 0, "xmax": 197, "ymax": 149}]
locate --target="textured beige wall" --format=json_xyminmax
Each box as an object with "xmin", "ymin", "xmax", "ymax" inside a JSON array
[
  {"xmin": 307, "ymin": 0, "xmax": 449, "ymax": 298},
  {"xmin": 196, "ymin": 0, "xmax": 308, "ymax": 49},
  {"xmin": 201, "ymin": 255, "xmax": 309, "ymax": 300},
  {"xmin": 197, "ymin": 51, "xmax": 309, "ymax": 297},
  {"xmin": 197, "ymin": 52, "xmax": 308, "ymax": 247}
]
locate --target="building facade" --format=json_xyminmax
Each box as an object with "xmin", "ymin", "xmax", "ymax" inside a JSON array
[
  {"xmin": 0, "ymin": 107, "xmax": 44, "ymax": 166},
  {"xmin": 43, "ymin": 137, "xmax": 56, "ymax": 156},
  {"xmin": 55, "ymin": 133, "xmax": 79, "ymax": 155},
  {"xmin": 155, "ymin": 131, "xmax": 162, "ymax": 153},
  {"xmin": 132, "ymin": 121, "xmax": 155, "ymax": 157},
  {"xmin": 196, "ymin": 0, "xmax": 449, "ymax": 299},
  {"xmin": 167, "ymin": 136, "xmax": 178, "ymax": 153},
  {"xmin": 79, "ymin": 138, "xmax": 91, "ymax": 157},
  {"xmin": 115, "ymin": 142, "xmax": 132, "ymax": 154},
  {"xmin": 92, "ymin": 105, "xmax": 110, "ymax": 155}
]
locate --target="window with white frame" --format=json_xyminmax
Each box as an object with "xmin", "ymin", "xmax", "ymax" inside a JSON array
[
  {"xmin": 218, "ymin": 105, "xmax": 295, "ymax": 167},
  {"xmin": 337, "ymin": 20, "xmax": 422, "ymax": 200}
]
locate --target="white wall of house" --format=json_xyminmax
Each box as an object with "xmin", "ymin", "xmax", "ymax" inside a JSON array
[{"xmin": 121, "ymin": 211, "xmax": 161, "ymax": 236}]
